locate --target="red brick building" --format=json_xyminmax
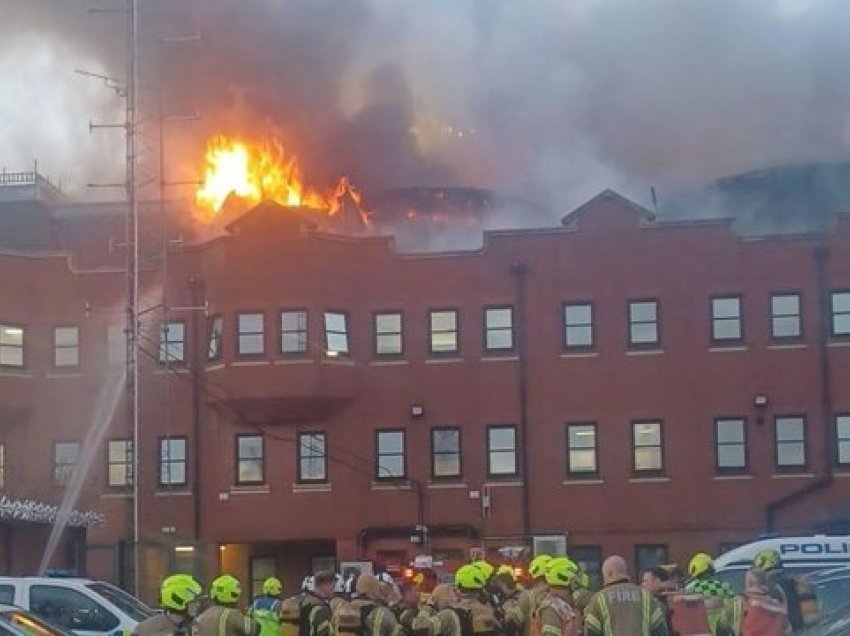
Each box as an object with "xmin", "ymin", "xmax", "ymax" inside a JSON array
[{"xmin": 1, "ymin": 176, "xmax": 849, "ymax": 600}]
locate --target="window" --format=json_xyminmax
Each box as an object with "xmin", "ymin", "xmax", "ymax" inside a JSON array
[
  {"xmin": 159, "ymin": 321, "xmax": 185, "ymax": 364},
  {"xmin": 159, "ymin": 437, "xmax": 187, "ymax": 486},
  {"xmin": 54, "ymin": 326, "xmax": 80, "ymax": 367},
  {"xmin": 837, "ymin": 415, "xmax": 850, "ymax": 466},
  {"xmin": 635, "ymin": 545, "xmax": 669, "ymax": 576},
  {"xmin": 711, "ymin": 296, "xmax": 743, "ymax": 342},
  {"xmin": 771, "ymin": 293, "xmax": 802, "ymax": 340},
  {"xmin": 376, "ymin": 430, "xmax": 406, "ymax": 480},
  {"xmin": 715, "ymin": 418, "xmax": 747, "ymax": 472},
  {"xmin": 570, "ymin": 546, "xmax": 602, "ymax": 586},
  {"xmin": 567, "ymin": 423, "xmax": 598, "ymax": 477},
  {"xmin": 324, "ymin": 311, "xmax": 349, "ymax": 356},
  {"xmin": 564, "ymin": 303, "xmax": 593, "ymax": 350},
  {"xmin": 632, "ymin": 421, "xmax": 663, "ymax": 474},
  {"xmin": 487, "ymin": 426, "xmax": 518, "ymax": 477},
  {"xmin": 0, "ymin": 324, "xmax": 24, "ymax": 367},
  {"xmin": 207, "ymin": 316, "xmax": 223, "ymax": 361},
  {"xmin": 237, "ymin": 312, "xmax": 265, "ymax": 356},
  {"xmin": 0, "ymin": 585, "xmax": 12, "ymax": 605},
  {"xmin": 250, "ymin": 557, "xmax": 277, "ymax": 598},
  {"xmin": 485, "ymin": 307, "xmax": 514, "ymax": 352},
  {"xmin": 375, "ymin": 312, "xmax": 403, "ymax": 356},
  {"xmin": 107, "ymin": 439, "xmax": 133, "ymax": 487},
  {"xmin": 831, "ymin": 292, "xmax": 850, "ymax": 337},
  {"xmin": 431, "ymin": 428, "xmax": 461, "ymax": 478},
  {"xmin": 53, "ymin": 442, "xmax": 79, "ymax": 486},
  {"xmin": 30, "ymin": 585, "xmax": 119, "ymax": 633},
  {"xmin": 430, "ymin": 310, "xmax": 458, "ymax": 354},
  {"xmin": 107, "ymin": 324, "xmax": 125, "ymax": 365},
  {"xmin": 236, "ymin": 435, "xmax": 264, "ymax": 485},
  {"xmin": 775, "ymin": 416, "xmax": 806, "ymax": 470},
  {"xmin": 281, "ymin": 310, "xmax": 308, "ymax": 355},
  {"xmin": 298, "ymin": 432, "xmax": 327, "ymax": 482},
  {"xmin": 629, "ymin": 300, "xmax": 659, "ymax": 348}
]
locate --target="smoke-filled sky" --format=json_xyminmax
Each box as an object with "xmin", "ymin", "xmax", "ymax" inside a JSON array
[{"xmin": 2, "ymin": 0, "xmax": 850, "ymax": 213}]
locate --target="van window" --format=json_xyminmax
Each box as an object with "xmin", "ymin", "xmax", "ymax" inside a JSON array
[
  {"xmin": 85, "ymin": 583, "xmax": 153, "ymax": 622},
  {"xmin": 29, "ymin": 585, "xmax": 119, "ymax": 632},
  {"xmin": 0, "ymin": 609, "xmax": 68, "ymax": 636},
  {"xmin": 0, "ymin": 586, "xmax": 13, "ymax": 605}
]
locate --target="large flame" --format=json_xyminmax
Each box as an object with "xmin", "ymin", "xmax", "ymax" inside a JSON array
[{"xmin": 194, "ymin": 135, "xmax": 363, "ymax": 222}]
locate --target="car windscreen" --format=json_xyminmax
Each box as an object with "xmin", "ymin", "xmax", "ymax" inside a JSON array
[
  {"xmin": 0, "ymin": 610, "xmax": 68, "ymax": 636},
  {"xmin": 85, "ymin": 583, "xmax": 154, "ymax": 622}
]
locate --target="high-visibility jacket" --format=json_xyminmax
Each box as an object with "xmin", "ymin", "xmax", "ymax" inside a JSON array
[
  {"xmin": 584, "ymin": 582, "xmax": 668, "ymax": 636},
  {"xmin": 532, "ymin": 592, "xmax": 576, "ymax": 636},
  {"xmin": 133, "ymin": 612, "xmax": 198, "ymax": 636},
  {"xmin": 250, "ymin": 596, "xmax": 283, "ymax": 636},
  {"xmin": 197, "ymin": 606, "xmax": 258, "ymax": 636}
]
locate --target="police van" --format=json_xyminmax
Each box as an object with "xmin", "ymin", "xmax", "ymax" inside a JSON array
[{"xmin": 713, "ymin": 535, "xmax": 850, "ymax": 591}]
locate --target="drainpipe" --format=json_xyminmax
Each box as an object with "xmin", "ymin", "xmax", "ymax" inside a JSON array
[
  {"xmin": 766, "ymin": 245, "xmax": 834, "ymax": 532},
  {"xmin": 511, "ymin": 262, "xmax": 532, "ymax": 541},
  {"xmin": 188, "ymin": 277, "xmax": 205, "ymax": 544}
]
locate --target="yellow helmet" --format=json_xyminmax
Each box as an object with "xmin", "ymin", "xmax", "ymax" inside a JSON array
[
  {"xmin": 160, "ymin": 574, "xmax": 203, "ymax": 612},
  {"xmin": 688, "ymin": 553, "xmax": 714, "ymax": 579},
  {"xmin": 572, "ymin": 570, "xmax": 591, "ymax": 590},
  {"xmin": 545, "ymin": 557, "xmax": 578, "ymax": 588},
  {"xmin": 211, "ymin": 574, "xmax": 242, "ymax": 604},
  {"xmin": 496, "ymin": 564, "xmax": 517, "ymax": 581},
  {"xmin": 456, "ymin": 564, "xmax": 487, "ymax": 590},
  {"xmin": 263, "ymin": 577, "xmax": 283, "ymax": 596},
  {"xmin": 472, "ymin": 560, "xmax": 495, "ymax": 581},
  {"xmin": 753, "ymin": 548, "xmax": 782, "ymax": 572},
  {"xmin": 529, "ymin": 555, "xmax": 553, "ymax": 580}
]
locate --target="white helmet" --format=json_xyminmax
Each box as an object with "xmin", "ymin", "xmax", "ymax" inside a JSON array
[
  {"xmin": 301, "ymin": 576, "xmax": 315, "ymax": 593},
  {"xmin": 334, "ymin": 574, "xmax": 345, "ymax": 595}
]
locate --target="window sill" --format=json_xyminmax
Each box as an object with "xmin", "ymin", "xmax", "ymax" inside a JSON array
[
  {"xmin": 771, "ymin": 472, "xmax": 815, "ymax": 479},
  {"xmin": 559, "ymin": 351, "xmax": 599, "ymax": 359},
  {"xmin": 708, "ymin": 345, "xmax": 748, "ymax": 353},
  {"xmin": 625, "ymin": 349, "xmax": 664, "ymax": 357},
  {"xmin": 45, "ymin": 371, "xmax": 85, "ymax": 378},
  {"xmin": 481, "ymin": 354, "xmax": 519, "ymax": 362},
  {"xmin": 767, "ymin": 343, "xmax": 807, "ymax": 350},
  {"xmin": 231, "ymin": 360, "xmax": 271, "ymax": 367},
  {"xmin": 371, "ymin": 480, "xmax": 412, "ymax": 490},
  {"xmin": 834, "ymin": 471, "xmax": 850, "ymax": 478},
  {"xmin": 563, "ymin": 479, "xmax": 604, "ymax": 485},
  {"xmin": 628, "ymin": 476, "xmax": 670, "ymax": 483},
  {"xmin": 205, "ymin": 363, "xmax": 226, "ymax": 371},
  {"xmin": 427, "ymin": 481, "xmax": 467, "ymax": 490},
  {"xmin": 827, "ymin": 341, "xmax": 850, "ymax": 348},
  {"xmin": 320, "ymin": 358, "xmax": 355, "ymax": 366},
  {"xmin": 101, "ymin": 492, "xmax": 133, "ymax": 499},
  {"xmin": 230, "ymin": 484, "xmax": 270, "ymax": 494},
  {"xmin": 484, "ymin": 480, "xmax": 524, "ymax": 488},
  {"xmin": 155, "ymin": 490, "xmax": 193, "ymax": 497},
  {"xmin": 370, "ymin": 359, "xmax": 410, "ymax": 366},
  {"xmin": 0, "ymin": 369, "xmax": 32, "ymax": 378},
  {"xmin": 275, "ymin": 358, "xmax": 314, "ymax": 366},
  {"xmin": 153, "ymin": 367, "xmax": 190, "ymax": 375},
  {"xmin": 424, "ymin": 357, "xmax": 463, "ymax": 365},
  {"xmin": 713, "ymin": 474, "xmax": 754, "ymax": 481},
  {"xmin": 292, "ymin": 482, "xmax": 332, "ymax": 493}
]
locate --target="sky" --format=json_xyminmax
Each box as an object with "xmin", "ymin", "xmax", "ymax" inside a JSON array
[{"xmin": 1, "ymin": 0, "xmax": 849, "ymax": 214}]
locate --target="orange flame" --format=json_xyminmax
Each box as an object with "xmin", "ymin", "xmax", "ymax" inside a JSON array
[{"xmin": 194, "ymin": 135, "xmax": 364, "ymax": 222}]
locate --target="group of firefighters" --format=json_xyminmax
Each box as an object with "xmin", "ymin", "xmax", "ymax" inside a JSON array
[{"xmin": 134, "ymin": 547, "xmax": 799, "ymax": 636}]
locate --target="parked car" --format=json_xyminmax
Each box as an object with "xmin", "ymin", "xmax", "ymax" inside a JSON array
[
  {"xmin": 0, "ymin": 604, "xmax": 71, "ymax": 636},
  {"xmin": 807, "ymin": 567, "xmax": 850, "ymax": 617},
  {"xmin": 0, "ymin": 578, "xmax": 154, "ymax": 636},
  {"xmin": 795, "ymin": 602, "xmax": 850, "ymax": 636}
]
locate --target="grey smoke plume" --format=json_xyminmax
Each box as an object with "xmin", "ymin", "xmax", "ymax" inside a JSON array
[{"xmin": 2, "ymin": 0, "xmax": 850, "ymax": 214}]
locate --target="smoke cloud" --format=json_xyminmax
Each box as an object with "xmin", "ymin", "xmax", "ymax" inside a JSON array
[{"xmin": 2, "ymin": 0, "xmax": 850, "ymax": 215}]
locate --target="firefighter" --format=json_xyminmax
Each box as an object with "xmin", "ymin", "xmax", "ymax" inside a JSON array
[
  {"xmin": 197, "ymin": 575, "xmax": 258, "ymax": 636},
  {"xmin": 532, "ymin": 558, "xmax": 578, "ymax": 636},
  {"xmin": 752, "ymin": 548, "xmax": 804, "ymax": 630},
  {"xmin": 304, "ymin": 571, "xmax": 336, "ymax": 636},
  {"xmin": 717, "ymin": 568, "xmax": 788, "ymax": 636},
  {"xmin": 249, "ymin": 578, "xmax": 283, "ymax": 636},
  {"xmin": 685, "ymin": 553, "xmax": 733, "ymax": 635},
  {"xmin": 584, "ymin": 555, "xmax": 668, "ymax": 636},
  {"xmin": 452, "ymin": 565, "xmax": 502, "ymax": 636},
  {"xmin": 488, "ymin": 568, "xmax": 523, "ymax": 636},
  {"xmin": 570, "ymin": 569, "xmax": 595, "ymax": 622},
  {"xmin": 411, "ymin": 584, "xmax": 460, "ymax": 636},
  {"xmin": 134, "ymin": 574, "xmax": 204, "ymax": 636},
  {"xmin": 392, "ymin": 580, "xmax": 422, "ymax": 633},
  {"xmin": 337, "ymin": 573, "xmax": 404, "ymax": 636},
  {"xmin": 518, "ymin": 555, "xmax": 552, "ymax": 636}
]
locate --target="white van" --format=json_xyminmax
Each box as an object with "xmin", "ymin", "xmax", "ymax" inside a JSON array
[
  {"xmin": 0, "ymin": 577, "xmax": 155, "ymax": 636},
  {"xmin": 713, "ymin": 536, "xmax": 850, "ymax": 591}
]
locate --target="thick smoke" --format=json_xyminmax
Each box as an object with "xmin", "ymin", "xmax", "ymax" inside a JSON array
[{"xmin": 2, "ymin": 0, "xmax": 850, "ymax": 215}]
